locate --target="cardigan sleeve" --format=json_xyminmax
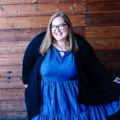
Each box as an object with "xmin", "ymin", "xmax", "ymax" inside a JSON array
[
  {"xmin": 22, "ymin": 32, "xmax": 46, "ymax": 84},
  {"xmin": 83, "ymin": 38, "xmax": 116, "ymax": 83}
]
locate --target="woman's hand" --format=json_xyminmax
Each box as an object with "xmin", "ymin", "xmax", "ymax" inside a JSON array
[
  {"xmin": 113, "ymin": 77, "xmax": 120, "ymax": 84},
  {"xmin": 25, "ymin": 85, "xmax": 28, "ymax": 88}
]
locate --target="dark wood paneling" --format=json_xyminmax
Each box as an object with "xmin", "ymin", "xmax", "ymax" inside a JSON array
[
  {"xmin": 95, "ymin": 50, "xmax": 120, "ymax": 62},
  {"xmin": 86, "ymin": 38, "xmax": 120, "ymax": 50},
  {"xmin": 0, "ymin": 112, "xmax": 27, "ymax": 119},
  {"xmin": 0, "ymin": 15, "xmax": 85, "ymax": 29},
  {"xmin": 86, "ymin": 0, "xmax": 119, "ymax": 1},
  {"xmin": 84, "ymin": 2, "xmax": 120, "ymax": 14},
  {"xmin": 73, "ymin": 27, "xmax": 86, "ymax": 37},
  {"xmin": 103, "ymin": 62, "xmax": 120, "ymax": 76},
  {"xmin": 86, "ymin": 26, "xmax": 120, "ymax": 38},
  {"xmin": 0, "ymin": 89, "xmax": 24, "ymax": 100},
  {"xmin": 85, "ymin": 14, "xmax": 120, "ymax": 26}
]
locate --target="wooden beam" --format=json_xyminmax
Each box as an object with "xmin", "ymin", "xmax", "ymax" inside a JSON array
[
  {"xmin": 0, "ymin": 0, "xmax": 82, "ymax": 5},
  {"xmin": 0, "ymin": 3, "xmax": 85, "ymax": 17},
  {"xmin": 0, "ymin": 112, "xmax": 27, "ymax": 119},
  {"xmin": 85, "ymin": 14, "xmax": 120, "ymax": 26},
  {"xmin": 86, "ymin": 38, "xmax": 120, "ymax": 50},
  {"xmin": 0, "ymin": 27, "xmax": 85, "ymax": 41},
  {"xmin": 84, "ymin": 1, "xmax": 120, "ymax": 14},
  {"xmin": 0, "ymin": 65, "xmax": 22, "ymax": 77},
  {"xmin": 95, "ymin": 50, "xmax": 120, "ymax": 62},
  {"xmin": 0, "ymin": 58, "xmax": 23, "ymax": 65},
  {"xmin": 0, "ymin": 47, "xmax": 26, "ymax": 54},
  {"xmin": 0, "ymin": 101, "xmax": 25, "ymax": 112},
  {"xmin": 86, "ymin": 26, "xmax": 120, "ymax": 38},
  {"xmin": 0, "ymin": 89, "xmax": 25, "ymax": 100},
  {"xmin": 0, "ymin": 53, "xmax": 24, "ymax": 58},
  {"xmin": 0, "ymin": 15, "xmax": 85, "ymax": 29},
  {"xmin": 0, "ymin": 28, "xmax": 46, "ymax": 41}
]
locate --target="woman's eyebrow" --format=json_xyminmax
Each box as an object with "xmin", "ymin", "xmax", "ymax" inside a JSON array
[{"xmin": 51, "ymin": 23, "xmax": 66, "ymax": 26}]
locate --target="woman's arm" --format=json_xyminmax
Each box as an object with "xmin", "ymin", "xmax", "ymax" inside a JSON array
[{"xmin": 22, "ymin": 31, "xmax": 46, "ymax": 84}]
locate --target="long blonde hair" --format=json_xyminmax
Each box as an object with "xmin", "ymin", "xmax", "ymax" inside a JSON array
[{"xmin": 39, "ymin": 12, "xmax": 79, "ymax": 55}]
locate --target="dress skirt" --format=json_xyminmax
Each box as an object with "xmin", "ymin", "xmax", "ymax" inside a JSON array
[
  {"xmin": 24, "ymin": 45, "xmax": 120, "ymax": 120},
  {"xmin": 31, "ymin": 78, "xmax": 120, "ymax": 120}
]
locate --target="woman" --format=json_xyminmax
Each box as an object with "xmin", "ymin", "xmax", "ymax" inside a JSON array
[{"xmin": 22, "ymin": 12, "xmax": 120, "ymax": 120}]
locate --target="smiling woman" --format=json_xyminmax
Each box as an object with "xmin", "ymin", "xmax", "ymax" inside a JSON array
[{"xmin": 22, "ymin": 12, "xmax": 120, "ymax": 120}]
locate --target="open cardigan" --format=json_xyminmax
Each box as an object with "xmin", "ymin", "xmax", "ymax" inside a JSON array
[{"xmin": 22, "ymin": 31, "xmax": 120, "ymax": 119}]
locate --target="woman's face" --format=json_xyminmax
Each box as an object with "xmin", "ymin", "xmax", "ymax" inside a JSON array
[{"xmin": 51, "ymin": 17, "xmax": 69, "ymax": 42}]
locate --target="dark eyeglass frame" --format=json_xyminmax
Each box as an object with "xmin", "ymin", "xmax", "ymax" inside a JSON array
[{"xmin": 50, "ymin": 24, "xmax": 67, "ymax": 31}]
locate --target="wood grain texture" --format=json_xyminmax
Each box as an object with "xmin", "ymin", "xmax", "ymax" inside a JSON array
[
  {"xmin": 84, "ymin": 1, "xmax": 120, "ymax": 14},
  {"xmin": 86, "ymin": 26, "xmax": 120, "ymax": 38},
  {"xmin": 0, "ymin": 58, "xmax": 23, "ymax": 65},
  {"xmin": 0, "ymin": 0, "xmax": 82, "ymax": 5},
  {"xmin": 0, "ymin": 3, "xmax": 85, "ymax": 17},
  {"xmin": 85, "ymin": 14, "xmax": 120, "ymax": 26},
  {"xmin": 0, "ymin": 89, "xmax": 25, "ymax": 100},
  {"xmin": 86, "ymin": 38, "xmax": 120, "ymax": 50},
  {"xmin": 0, "ymin": 28, "xmax": 46, "ymax": 41},
  {"xmin": 95, "ymin": 50, "xmax": 120, "ymax": 62},
  {"xmin": 0, "ymin": 47, "xmax": 26, "ymax": 54},
  {"xmin": 0, "ymin": 65, "xmax": 22, "ymax": 78},
  {"xmin": 0, "ymin": 15, "xmax": 85, "ymax": 29},
  {"xmin": 0, "ymin": 112, "xmax": 27, "ymax": 119},
  {"xmin": 0, "ymin": 53, "xmax": 24, "ymax": 58},
  {"xmin": 0, "ymin": 101, "xmax": 25, "ymax": 112},
  {"xmin": 0, "ymin": 27, "xmax": 85, "ymax": 41},
  {"xmin": 103, "ymin": 62, "xmax": 120, "ymax": 75}
]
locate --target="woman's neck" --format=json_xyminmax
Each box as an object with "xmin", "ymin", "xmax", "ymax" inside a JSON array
[{"xmin": 53, "ymin": 39, "xmax": 69, "ymax": 51}]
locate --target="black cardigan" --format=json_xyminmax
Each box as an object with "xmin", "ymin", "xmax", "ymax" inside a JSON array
[{"xmin": 22, "ymin": 32, "xmax": 120, "ymax": 119}]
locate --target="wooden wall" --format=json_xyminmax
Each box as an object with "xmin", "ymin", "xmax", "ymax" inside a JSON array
[{"xmin": 0, "ymin": 0, "xmax": 120, "ymax": 119}]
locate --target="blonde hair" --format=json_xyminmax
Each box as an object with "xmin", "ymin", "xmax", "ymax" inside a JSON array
[{"xmin": 39, "ymin": 12, "xmax": 79, "ymax": 55}]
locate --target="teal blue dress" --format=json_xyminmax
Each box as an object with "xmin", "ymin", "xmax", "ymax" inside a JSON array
[{"xmin": 30, "ymin": 45, "xmax": 120, "ymax": 120}]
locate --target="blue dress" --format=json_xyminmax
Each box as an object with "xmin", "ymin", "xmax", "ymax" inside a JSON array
[{"xmin": 29, "ymin": 45, "xmax": 120, "ymax": 120}]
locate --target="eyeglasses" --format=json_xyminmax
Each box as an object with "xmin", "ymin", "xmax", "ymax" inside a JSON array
[{"xmin": 50, "ymin": 24, "xmax": 67, "ymax": 31}]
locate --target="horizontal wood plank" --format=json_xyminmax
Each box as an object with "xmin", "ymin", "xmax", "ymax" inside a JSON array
[
  {"xmin": 0, "ymin": 89, "xmax": 25, "ymax": 100},
  {"xmin": 86, "ymin": 38, "xmax": 120, "ymax": 50},
  {"xmin": 0, "ymin": 41, "xmax": 30, "ymax": 47},
  {"xmin": 0, "ymin": 58, "xmax": 23, "ymax": 65},
  {"xmin": 0, "ymin": 53, "xmax": 24, "ymax": 58},
  {"xmin": 95, "ymin": 50, "xmax": 120, "ymax": 62},
  {"xmin": 86, "ymin": 26, "xmax": 120, "ymax": 38},
  {"xmin": 0, "ymin": 65, "xmax": 22, "ymax": 78},
  {"xmin": 103, "ymin": 62, "xmax": 120, "ymax": 75},
  {"xmin": 0, "ymin": 112, "xmax": 27, "ymax": 119},
  {"xmin": 84, "ymin": 2, "xmax": 120, "ymax": 14},
  {"xmin": 0, "ymin": 77, "xmax": 22, "ymax": 82},
  {"xmin": 0, "ymin": 15, "xmax": 85, "ymax": 29},
  {"xmin": 0, "ymin": 47, "xmax": 26, "ymax": 54},
  {"xmin": 0, "ymin": 28, "xmax": 46, "ymax": 41},
  {"xmin": 85, "ymin": 14, "xmax": 120, "ymax": 26},
  {"xmin": 0, "ymin": 3, "xmax": 85, "ymax": 17},
  {"xmin": 0, "ymin": 101, "xmax": 25, "ymax": 112},
  {"xmin": 0, "ymin": 27, "xmax": 85, "ymax": 41},
  {"xmin": 86, "ymin": 0, "xmax": 119, "ymax": 1},
  {"xmin": 0, "ymin": 0, "xmax": 81, "ymax": 5}
]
